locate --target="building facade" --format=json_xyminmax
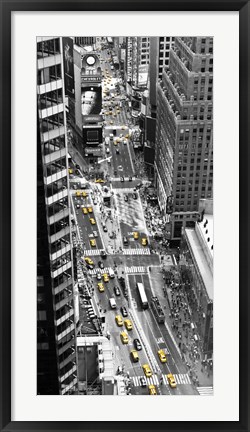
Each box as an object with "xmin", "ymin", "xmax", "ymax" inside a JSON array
[
  {"xmin": 181, "ymin": 199, "xmax": 213, "ymax": 355},
  {"xmin": 37, "ymin": 37, "xmax": 78, "ymax": 394},
  {"xmin": 155, "ymin": 37, "xmax": 213, "ymax": 241}
]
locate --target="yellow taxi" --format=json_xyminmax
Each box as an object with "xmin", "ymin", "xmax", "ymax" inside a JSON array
[
  {"xmin": 109, "ymin": 111, "xmax": 113, "ymax": 115},
  {"xmin": 167, "ymin": 373, "xmax": 177, "ymax": 388},
  {"xmin": 87, "ymin": 206, "xmax": 93, "ymax": 213},
  {"xmin": 90, "ymin": 239, "xmax": 96, "ymax": 247},
  {"xmin": 148, "ymin": 385, "xmax": 157, "ymax": 395},
  {"xmin": 95, "ymin": 179, "xmax": 105, "ymax": 183},
  {"xmin": 82, "ymin": 191, "xmax": 88, "ymax": 197},
  {"xmin": 158, "ymin": 349, "xmax": 167, "ymax": 363},
  {"xmin": 125, "ymin": 134, "xmax": 130, "ymax": 139},
  {"xmin": 82, "ymin": 207, "xmax": 88, "ymax": 215},
  {"xmin": 75, "ymin": 190, "xmax": 81, "ymax": 197},
  {"xmin": 130, "ymin": 350, "xmax": 139, "ymax": 363},
  {"xmin": 110, "ymin": 121, "xmax": 114, "ymax": 125},
  {"xmin": 97, "ymin": 282, "xmax": 105, "ymax": 293},
  {"xmin": 141, "ymin": 237, "xmax": 148, "ymax": 246},
  {"xmin": 133, "ymin": 232, "xmax": 139, "ymax": 240},
  {"xmin": 102, "ymin": 273, "xmax": 109, "ymax": 283},
  {"xmin": 105, "ymin": 111, "xmax": 110, "ymax": 116},
  {"xmin": 84, "ymin": 257, "xmax": 94, "ymax": 266},
  {"xmin": 121, "ymin": 125, "xmax": 126, "ymax": 130},
  {"xmin": 142, "ymin": 364, "xmax": 152, "ymax": 378},
  {"xmin": 115, "ymin": 315, "xmax": 123, "ymax": 327},
  {"xmin": 89, "ymin": 218, "xmax": 96, "ymax": 225},
  {"xmin": 120, "ymin": 331, "xmax": 129, "ymax": 344},
  {"xmin": 68, "ymin": 168, "xmax": 73, "ymax": 174},
  {"xmin": 124, "ymin": 319, "xmax": 133, "ymax": 331},
  {"xmin": 116, "ymin": 110, "xmax": 120, "ymax": 114}
]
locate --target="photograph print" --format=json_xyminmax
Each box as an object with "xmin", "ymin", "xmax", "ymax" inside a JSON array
[{"xmin": 37, "ymin": 36, "xmax": 213, "ymax": 396}]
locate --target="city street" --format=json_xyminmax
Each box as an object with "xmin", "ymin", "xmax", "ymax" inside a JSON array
[{"xmin": 69, "ymin": 45, "xmax": 203, "ymax": 396}]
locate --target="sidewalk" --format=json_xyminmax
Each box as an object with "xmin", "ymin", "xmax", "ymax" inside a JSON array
[{"xmin": 149, "ymin": 265, "xmax": 213, "ymax": 388}]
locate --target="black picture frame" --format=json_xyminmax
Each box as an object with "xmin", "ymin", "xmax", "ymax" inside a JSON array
[{"xmin": 0, "ymin": 1, "xmax": 249, "ymax": 431}]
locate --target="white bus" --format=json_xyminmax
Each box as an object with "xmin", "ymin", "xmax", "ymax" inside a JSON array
[{"xmin": 137, "ymin": 282, "xmax": 148, "ymax": 309}]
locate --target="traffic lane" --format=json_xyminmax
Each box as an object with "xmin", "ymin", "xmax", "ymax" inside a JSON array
[
  {"xmin": 76, "ymin": 210, "xmax": 104, "ymax": 250},
  {"xmin": 118, "ymin": 143, "xmax": 134, "ymax": 176},
  {"xmin": 129, "ymin": 273, "xmax": 182, "ymax": 395},
  {"xmin": 133, "ymin": 276, "xmax": 196, "ymax": 395}
]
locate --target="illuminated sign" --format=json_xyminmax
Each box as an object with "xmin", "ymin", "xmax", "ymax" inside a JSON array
[{"xmin": 81, "ymin": 76, "xmax": 101, "ymax": 83}]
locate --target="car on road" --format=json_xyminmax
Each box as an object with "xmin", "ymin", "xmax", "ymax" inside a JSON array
[
  {"xmin": 120, "ymin": 306, "xmax": 128, "ymax": 317},
  {"xmin": 142, "ymin": 364, "xmax": 152, "ymax": 378},
  {"xmin": 141, "ymin": 237, "xmax": 148, "ymax": 246},
  {"xmin": 96, "ymin": 272, "xmax": 102, "ymax": 280},
  {"xmin": 75, "ymin": 190, "xmax": 81, "ymax": 197},
  {"xmin": 84, "ymin": 257, "xmax": 94, "ymax": 269},
  {"xmin": 75, "ymin": 164, "xmax": 80, "ymax": 170},
  {"xmin": 93, "ymin": 230, "xmax": 98, "ymax": 238},
  {"xmin": 158, "ymin": 349, "xmax": 167, "ymax": 363},
  {"xmin": 120, "ymin": 331, "xmax": 129, "ymax": 344},
  {"xmin": 68, "ymin": 168, "xmax": 73, "ymax": 174},
  {"xmin": 76, "ymin": 204, "xmax": 80, "ymax": 209},
  {"xmin": 103, "ymin": 225, "xmax": 108, "ymax": 232},
  {"xmin": 167, "ymin": 373, "xmax": 177, "ymax": 388},
  {"xmin": 114, "ymin": 286, "xmax": 121, "ymax": 296},
  {"xmin": 133, "ymin": 338, "xmax": 142, "ymax": 351},
  {"xmin": 82, "ymin": 191, "xmax": 88, "ymax": 197},
  {"xmin": 130, "ymin": 350, "xmax": 139, "ymax": 363},
  {"xmin": 101, "ymin": 250, "xmax": 107, "ymax": 258},
  {"xmin": 93, "ymin": 199, "xmax": 98, "ymax": 205},
  {"xmin": 87, "ymin": 206, "xmax": 93, "ymax": 213},
  {"xmin": 103, "ymin": 273, "xmax": 109, "ymax": 282},
  {"xmin": 139, "ymin": 377, "xmax": 147, "ymax": 387},
  {"xmin": 124, "ymin": 194, "xmax": 128, "ymax": 202},
  {"xmin": 116, "ymin": 148, "xmax": 119, "ymax": 154},
  {"xmin": 95, "ymin": 179, "xmax": 105, "ymax": 183},
  {"xmin": 98, "ymin": 260, "xmax": 104, "ymax": 269},
  {"xmin": 123, "ymin": 236, "xmax": 128, "ymax": 245},
  {"xmin": 129, "ymin": 176, "xmax": 132, "ymax": 181},
  {"xmin": 133, "ymin": 232, "xmax": 139, "ymax": 240},
  {"xmin": 89, "ymin": 218, "xmax": 96, "ymax": 225},
  {"xmin": 120, "ymin": 176, "xmax": 124, "ymax": 182},
  {"xmin": 97, "ymin": 282, "xmax": 105, "ymax": 293},
  {"xmin": 115, "ymin": 315, "xmax": 123, "ymax": 327},
  {"xmin": 148, "ymin": 385, "xmax": 157, "ymax": 395},
  {"xmin": 90, "ymin": 239, "xmax": 96, "ymax": 247},
  {"xmin": 124, "ymin": 319, "xmax": 133, "ymax": 331},
  {"xmin": 132, "ymin": 193, "xmax": 137, "ymax": 199},
  {"xmin": 82, "ymin": 207, "xmax": 88, "ymax": 214}
]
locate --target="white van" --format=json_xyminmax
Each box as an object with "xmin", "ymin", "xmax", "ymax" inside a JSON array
[
  {"xmin": 109, "ymin": 268, "xmax": 115, "ymax": 279},
  {"xmin": 109, "ymin": 133, "xmax": 114, "ymax": 142},
  {"xmin": 106, "ymin": 147, "xmax": 110, "ymax": 154},
  {"xmin": 109, "ymin": 298, "xmax": 117, "ymax": 309}
]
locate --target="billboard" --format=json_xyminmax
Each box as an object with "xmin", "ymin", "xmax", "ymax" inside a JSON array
[
  {"xmin": 62, "ymin": 37, "xmax": 75, "ymax": 99},
  {"xmin": 138, "ymin": 64, "xmax": 149, "ymax": 87}
]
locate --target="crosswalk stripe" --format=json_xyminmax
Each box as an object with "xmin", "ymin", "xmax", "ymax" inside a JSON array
[
  {"xmin": 153, "ymin": 375, "xmax": 159, "ymax": 385},
  {"xmin": 123, "ymin": 248, "xmax": 151, "ymax": 255},
  {"xmin": 197, "ymin": 386, "xmax": 213, "ymax": 396},
  {"xmin": 125, "ymin": 266, "xmax": 146, "ymax": 273},
  {"xmin": 174, "ymin": 374, "xmax": 180, "ymax": 384},
  {"xmin": 83, "ymin": 249, "xmax": 105, "ymax": 256},
  {"xmin": 132, "ymin": 374, "xmax": 192, "ymax": 387}
]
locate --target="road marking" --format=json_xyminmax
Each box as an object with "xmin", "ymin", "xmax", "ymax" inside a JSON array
[
  {"xmin": 83, "ymin": 249, "xmax": 106, "ymax": 256},
  {"xmin": 156, "ymin": 337, "xmax": 164, "ymax": 344},
  {"xmin": 132, "ymin": 374, "xmax": 192, "ymax": 387},
  {"xmin": 125, "ymin": 266, "xmax": 146, "ymax": 274},
  {"xmin": 123, "ymin": 248, "xmax": 151, "ymax": 255},
  {"xmin": 196, "ymin": 386, "xmax": 213, "ymax": 396}
]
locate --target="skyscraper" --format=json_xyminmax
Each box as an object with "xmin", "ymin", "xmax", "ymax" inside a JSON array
[
  {"xmin": 37, "ymin": 37, "xmax": 78, "ymax": 394},
  {"xmin": 155, "ymin": 37, "xmax": 213, "ymax": 241}
]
